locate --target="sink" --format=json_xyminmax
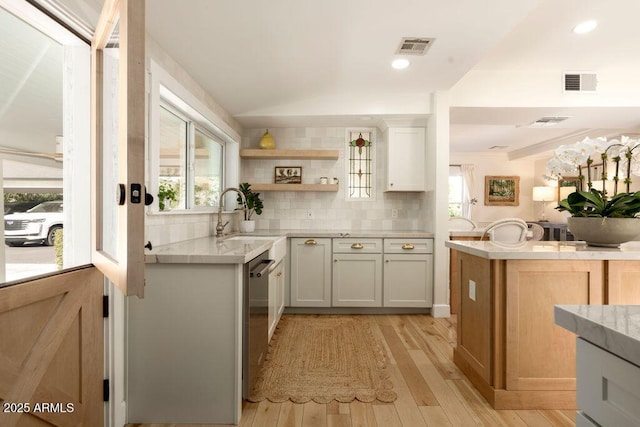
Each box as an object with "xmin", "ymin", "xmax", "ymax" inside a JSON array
[{"xmin": 225, "ymin": 235, "xmax": 287, "ymax": 264}]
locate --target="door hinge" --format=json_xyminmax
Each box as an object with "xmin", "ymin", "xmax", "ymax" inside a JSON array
[
  {"xmin": 103, "ymin": 295, "xmax": 109, "ymax": 318},
  {"xmin": 103, "ymin": 379, "xmax": 109, "ymax": 402}
]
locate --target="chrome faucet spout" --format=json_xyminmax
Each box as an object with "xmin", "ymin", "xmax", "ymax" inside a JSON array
[{"xmin": 216, "ymin": 188, "xmax": 247, "ymax": 237}]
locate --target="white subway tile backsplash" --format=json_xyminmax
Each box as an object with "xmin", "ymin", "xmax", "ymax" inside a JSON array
[{"xmin": 239, "ymin": 127, "xmax": 427, "ymax": 231}]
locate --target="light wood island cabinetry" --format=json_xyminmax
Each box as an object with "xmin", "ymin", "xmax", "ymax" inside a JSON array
[
  {"xmin": 448, "ymin": 233, "xmax": 482, "ymax": 314},
  {"xmin": 446, "ymin": 240, "xmax": 640, "ymax": 410}
]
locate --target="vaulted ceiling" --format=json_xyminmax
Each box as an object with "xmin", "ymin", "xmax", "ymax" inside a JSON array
[{"xmin": 2, "ymin": 0, "xmax": 640, "ymax": 161}]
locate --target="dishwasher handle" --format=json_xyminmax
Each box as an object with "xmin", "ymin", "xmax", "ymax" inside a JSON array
[{"xmin": 250, "ymin": 259, "xmax": 275, "ymax": 278}]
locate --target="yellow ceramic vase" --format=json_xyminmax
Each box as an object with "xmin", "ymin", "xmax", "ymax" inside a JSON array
[{"xmin": 259, "ymin": 129, "xmax": 275, "ymax": 149}]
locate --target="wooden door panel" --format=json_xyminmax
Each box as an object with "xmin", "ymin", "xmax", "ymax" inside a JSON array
[
  {"xmin": 0, "ymin": 267, "xmax": 103, "ymax": 427},
  {"xmin": 505, "ymin": 260, "xmax": 603, "ymax": 391},
  {"xmin": 457, "ymin": 253, "xmax": 492, "ymax": 384},
  {"xmin": 608, "ymin": 260, "xmax": 640, "ymax": 304}
]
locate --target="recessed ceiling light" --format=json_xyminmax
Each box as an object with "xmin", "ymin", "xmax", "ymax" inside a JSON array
[
  {"xmin": 391, "ymin": 58, "xmax": 410, "ymax": 70},
  {"xmin": 573, "ymin": 20, "xmax": 597, "ymax": 34}
]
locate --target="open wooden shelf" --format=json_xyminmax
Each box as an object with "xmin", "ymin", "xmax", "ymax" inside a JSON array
[
  {"xmin": 251, "ymin": 183, "xmax": 339, "ymax": 192},
  {"xmin": 240, "ymin": 149, "xmax": 339, "ymax": 160}
]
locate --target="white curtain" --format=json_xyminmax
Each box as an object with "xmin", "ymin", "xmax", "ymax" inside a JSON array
[{"xmin": 461, "ymin": 164, "xmax": 475, "ymax": 219}]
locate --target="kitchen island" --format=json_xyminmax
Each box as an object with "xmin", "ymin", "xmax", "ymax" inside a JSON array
[{"xmin": 444, "ymin": 240, "xmax": 640, "ymax": 410}]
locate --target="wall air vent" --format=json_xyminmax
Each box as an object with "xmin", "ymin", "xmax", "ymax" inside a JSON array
[
  {"xmin": 530, "ymin": 116, "xmax": 571, "ymax": 127},
  {"xmin": 396, "ymin": 37, "xmax": 435, "ymax": 55},
  {"xmin": 564, "ymin": 72, "xmax": 597, "ymax": 92}
]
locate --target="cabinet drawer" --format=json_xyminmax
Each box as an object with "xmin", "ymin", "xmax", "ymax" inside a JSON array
[
  {"xmin": 333, "ymin": 238, "xmax": 382, "ymax": 253},
  {"xmin": 577, "ymin": 338, "xmax": 640, "ymax": 427},
  {"xmin": 384, "ymin": 238, "xmax": 433, "ymax": 254},
  {"xmin": 576, "ymin": 411, "xmax": 599, "ymax": 427}
]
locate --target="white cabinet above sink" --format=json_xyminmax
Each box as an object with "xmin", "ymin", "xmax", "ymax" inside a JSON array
[{"xmin": 385, "ymin": 127, "xmax": 426, "ymax": 192}]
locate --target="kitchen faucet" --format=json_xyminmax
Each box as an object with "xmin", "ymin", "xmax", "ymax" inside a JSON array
[{"xmin": 216, "ymin": 187, "xmax": 247, "ymax": 237}]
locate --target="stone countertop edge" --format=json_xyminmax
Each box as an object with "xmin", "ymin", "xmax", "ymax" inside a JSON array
[
  {"xmin": 145, "ymin": 230, "xmax": 435, "ymax": 264},
  {"xmin": 445, "ymin": 240, "xmax": 640, "ymax": 260},
  {"xmin": 555, "ymin": 305, "xmax": 640, "ymax": 367},
  {"xmin": 144, "ymin": 236, "xmax": 274, "ymax": 264},
  {"xmin": 267, "ymin": 229, "xmax": 435, "ymax": 238},
  {"xmin": 449, "ymin": 230, "xmax": 485, "ymax": 237}
]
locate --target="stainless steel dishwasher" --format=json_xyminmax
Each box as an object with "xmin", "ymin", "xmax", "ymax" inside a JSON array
[{"xmin": 243, "ymin": 250, "xmax": 274, "ymax": 398}]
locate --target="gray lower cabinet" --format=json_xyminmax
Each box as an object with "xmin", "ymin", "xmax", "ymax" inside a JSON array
[
  {"xmin": 383, "ymin": 238, "xmax": 433, "ymax": 307},
  {"xmin": 290, "ymin": 237, "xmax": 332, "ymax": 307},
  {"xmin": 576, "ymin": 337, "xmax": 640, "ymax": 427},
  {"xmin": 289, "ymin": 236, "xmax": 433, "ymax": 308},
  {"xmin": 332, "ymin": 238, "xmax": 383, "ymax": 307},
  {"xmin": 128, "ymin": 263, "xmax": 242, "ymax": 424}
]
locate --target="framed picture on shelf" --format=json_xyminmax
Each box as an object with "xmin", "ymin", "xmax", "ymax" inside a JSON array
[
  {"xmin": 274, "ymin": 166, "xmax": 302, "ymax": 184},
  {"xmin": 558, "ymin": 176, "xmax": 581, "ymax": 200},
  {"xmin": 485, "ymin": 175, "xmax": 520, "ymax": 206}
]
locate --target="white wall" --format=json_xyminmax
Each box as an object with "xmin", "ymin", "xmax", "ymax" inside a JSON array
[{"xmin": 450, "ymin": 152, "xmax": 537, "ymax": 223}]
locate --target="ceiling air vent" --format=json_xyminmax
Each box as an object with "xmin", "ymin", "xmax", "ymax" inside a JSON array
[
  {"xmin": 396, "ymin": 37, "xmax": 435, "ymax": 55},
  {"xmin": 531, "ymin": 116, "xmax": 570, "ymax": 127},
  {"xmin": 564, "ymin": 72, "xmax": 597, "ymax": 92}
]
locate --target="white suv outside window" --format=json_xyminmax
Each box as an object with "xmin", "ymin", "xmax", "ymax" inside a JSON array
[{"xmin": 4, "ymin": 201, "xmax": 63, "ymax": 246}]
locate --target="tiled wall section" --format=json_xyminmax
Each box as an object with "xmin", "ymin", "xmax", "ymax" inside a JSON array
[
  {"xmin": 241, "ymin": 127, "xmax": 427, "ymax": 231},
  {"xmin": 145, "ymin": 211, "xmax": 240, "ymax": 247}
]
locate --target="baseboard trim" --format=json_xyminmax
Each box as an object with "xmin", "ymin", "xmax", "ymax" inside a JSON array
[
  {"xmin": 284, "ymin": 307, "xmax": 431, "ymax": 315},
  {"xmin": 431, "ymin": 304, "xmax": 451, "ymax": 318}
]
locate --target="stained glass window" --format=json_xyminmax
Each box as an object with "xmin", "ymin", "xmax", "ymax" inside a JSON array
[{"xmin": 347, "ymin": 130, "xmax": 374, "ymax": 199}]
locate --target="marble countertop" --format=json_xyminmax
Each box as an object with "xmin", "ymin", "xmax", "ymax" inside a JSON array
[
  {"xmin": 146, "ymin": 230, "xmax": 435, "ymax": 264},
  {"xmin": 144, "ymin": 235, "xmax": 275, "ymax": 264},
  {"xmin": 555, "ymin": 305, "xmax": 640, "ymax": 367},
  {"xmin": 445, "ymin": 240, "xmax": 640, "ymax": 260}
]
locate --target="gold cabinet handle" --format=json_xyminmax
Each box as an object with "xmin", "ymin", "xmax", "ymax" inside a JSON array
[
  {"xmin": 304, "ymin": 239, "xmax": 317, "ymax": 245},
  {"xmin": 351, "ymin": 243, "xmax": 364, "ymax": 249},
  {"xmin": 402, "ymin": 243, "xmax": 415, "ymax": 250},
  {"xmin": 334, "ymin": 259, "xmax": 338, "ymax": 263},
  {"xmin": 276, "ymin": 272, "xmax": 282, "ymax": 277},
  {"xmin": 385, "ymin": 259, "xmax": 390, "ymax": 263}
]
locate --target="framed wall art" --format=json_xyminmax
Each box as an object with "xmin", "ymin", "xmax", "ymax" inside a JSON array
[
  {"xmin": 485, "ymin": 175, "xmax": 520, "ymax": 206},
  {"xmin": 274, "ymin": 166, "xmax": 302, "ymax": 184},
  {"xmin": 557, "ymin": 176, "xmax": 581, "ymax": 200}
]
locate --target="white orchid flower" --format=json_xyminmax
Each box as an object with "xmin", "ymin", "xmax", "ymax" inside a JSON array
[{"xmin": 548, "ymin": 136, "xmax": 640, "ymax": 191}]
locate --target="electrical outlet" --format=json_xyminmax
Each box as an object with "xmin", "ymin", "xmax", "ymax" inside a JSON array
[
  {"xmin": 469, "ymin": 280, "xmax": 476, "ymax": 301},
  {"xmin": 307, "ymin": 210, "xmax": 314, "ymax": 219},
  {"xmin": 391, "ymin": 209, "xmax": 398, "ymax": 218}
]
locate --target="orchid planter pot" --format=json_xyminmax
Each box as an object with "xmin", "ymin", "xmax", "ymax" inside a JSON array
[{"xmin": 567, "ymin": 217, "xmax": 640, "ymax": 247}]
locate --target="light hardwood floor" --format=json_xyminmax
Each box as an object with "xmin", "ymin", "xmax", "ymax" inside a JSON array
[{"xmin": 127, "ymin": 314, "xmax": 575, "ymax": 427}]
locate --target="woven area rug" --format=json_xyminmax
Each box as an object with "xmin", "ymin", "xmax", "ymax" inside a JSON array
[{"xmin": 248, "ymin": 314, "xmax": 397, "ymax": 404}]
